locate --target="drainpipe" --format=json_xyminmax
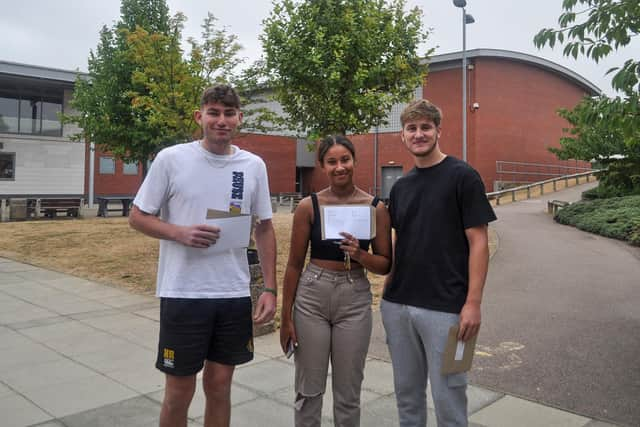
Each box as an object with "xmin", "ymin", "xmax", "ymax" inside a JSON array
[{"xmin": 89, "ymin": 142, "xmax": 95, "ymax": 208}]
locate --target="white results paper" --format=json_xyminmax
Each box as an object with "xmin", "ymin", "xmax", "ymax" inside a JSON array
[{"xmin": 321, "ymin": 205, "xmax": 373, "ymax": 240}]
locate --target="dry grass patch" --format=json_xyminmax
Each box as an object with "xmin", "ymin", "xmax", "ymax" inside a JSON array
[{"xmin": 0, "ymin": 212, "xmax": 494, "ymax": 313}]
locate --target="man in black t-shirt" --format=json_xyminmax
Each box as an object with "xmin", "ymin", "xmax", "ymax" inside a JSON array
[{"xmin": 381, "ymin": 99, "xmax": 496, "ymax": 427}]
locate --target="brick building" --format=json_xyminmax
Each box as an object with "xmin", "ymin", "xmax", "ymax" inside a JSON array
[{"xmin": 1, "ymin": 49, "xmax": 599, "ymax": 205}]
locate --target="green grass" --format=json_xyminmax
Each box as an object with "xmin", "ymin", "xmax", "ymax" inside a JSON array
[{"xmin": 555, "ymin": 195, "xmax": 640, "ymax": 246}]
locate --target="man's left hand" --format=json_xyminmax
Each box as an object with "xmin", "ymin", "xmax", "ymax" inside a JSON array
[
  {"xmin": 458, "ymin": 301, "xmax": 481, "ymax": 341},
  {"xmin": 253, "ymin": 292, "xmax": 276, "ymax": 324}
]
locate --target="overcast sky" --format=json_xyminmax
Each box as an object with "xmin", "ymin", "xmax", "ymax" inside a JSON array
[{"xmin": 0, "ymin": 0, "xmax": 637, "ymax": 97}]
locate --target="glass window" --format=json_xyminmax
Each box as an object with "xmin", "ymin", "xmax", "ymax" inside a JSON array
[
  {"xmin": 0, "ymin": 93, "xmax": 19, "ymax": 133},
  {"xmin": 123, "ymin": 161, "xmax": 139, "ymax": 175},
  {"xmin": 41, "ymin": 97, "xmax": 62, "ymax": 137},
  {"xmin": 0, "ymin": 153, "xmax": 16, "ymax": 180},
  {"xmin": 99, "ymin": 156, "xmax": 115, "ymax": 174},
  {"xmin": 19, "ymin": 97, "xmax": 41, "ymax": 134}
]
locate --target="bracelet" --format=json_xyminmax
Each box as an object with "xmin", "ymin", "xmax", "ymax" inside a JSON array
[{"xmin": 262, "ymin": 287, "xmax": 277, "ymax": 296}]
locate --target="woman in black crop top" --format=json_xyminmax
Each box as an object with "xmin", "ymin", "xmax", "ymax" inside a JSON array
[{"xmin": 280, "ymin": 135, "xmax": 391, "ymax": 427}]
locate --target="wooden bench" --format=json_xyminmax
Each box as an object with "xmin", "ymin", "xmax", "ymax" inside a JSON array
[
  {"xmin": 37, "ymin": 198, "xmax": 83, "ymax": 218},
  {"xmin": 96, "ymin": 196, "xmax": 135, "ymax": 217},
  {"xmin": 547, "ymin": 200, "xmax": 570, "ymax": 215}
]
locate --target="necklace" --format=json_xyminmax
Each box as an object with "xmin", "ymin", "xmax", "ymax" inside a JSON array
[{"xmin": 328, "ymin": 185, "xmax": 358, "ymax": 201}]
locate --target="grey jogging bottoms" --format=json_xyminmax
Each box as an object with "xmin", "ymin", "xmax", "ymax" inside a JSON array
[{"xmin": 381, "ymin": 299, "xmax": 468, "ymax": 427}]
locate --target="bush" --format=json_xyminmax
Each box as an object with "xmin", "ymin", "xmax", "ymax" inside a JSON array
[
  {"xmin": 581, "ymin": 182, "xmax": 640, "ymax": 200},
  {"xmin": 555, "ymin": 196, "xmax": 640, "ymax": 245}
]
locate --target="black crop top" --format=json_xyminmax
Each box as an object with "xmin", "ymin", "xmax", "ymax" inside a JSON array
[{"xmin": 309, "ymin": 193, "xmax": 380, "ymax": 261}]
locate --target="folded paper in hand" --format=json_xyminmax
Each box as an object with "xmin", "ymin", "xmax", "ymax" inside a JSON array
[
  {"xmin": 320, "ymin": 204, "xmax": 376, "ymax": 240},
  {"xmin": 205, "ymin": 209, "xmax": 252, "ymax": 253}
]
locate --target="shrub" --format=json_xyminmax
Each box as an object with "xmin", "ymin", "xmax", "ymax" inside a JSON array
[{"xmin": 555, "ymin": 195, "xmax": 640, "ymax": 246}]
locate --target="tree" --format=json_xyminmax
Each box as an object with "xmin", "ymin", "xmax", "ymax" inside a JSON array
[
  {"xmin": 66, "ymin": 0, "xmax": 172, "ymax": 175},
  {"xmin": 260, "ymin": 0, "xmax": 430, "ymax": 137},
  {"xmin": 66, "ymin": 1, "xmax": 247, "ymax": 175},
  {"xmin": 534, "ymin": 0, "xmax": 640, "ymax": 193}
]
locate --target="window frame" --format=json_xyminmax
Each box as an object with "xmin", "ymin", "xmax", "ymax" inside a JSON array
[
  {"xmin": 0, "ymin": 152, "xmax": 16, "ymax": 181},
  {"xmin": 99, "ymin": 156, "xmax": 116, "ymax": 175},
  {"xmin": 122, "ymin": 161, "xmax": 139, "ymax": 176}
]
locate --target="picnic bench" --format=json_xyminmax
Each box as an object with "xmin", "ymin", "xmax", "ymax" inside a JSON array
[
  {"xmin": 96, "ymin": 196, "xmax": 135, "ymax": 217},
  {"xmin": 35, "ymin": 198, "xmax": 83, "ymax": 218}
]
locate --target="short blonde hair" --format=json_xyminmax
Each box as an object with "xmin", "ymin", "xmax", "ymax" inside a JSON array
[{"xmin": 400, "ymin": 99, "xmax": 442, "ymax": 127}]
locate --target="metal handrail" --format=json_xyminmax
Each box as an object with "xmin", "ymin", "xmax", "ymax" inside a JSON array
[{"xmin": 486, "ymin": 170, "xmax": 600, "ymax": 205}]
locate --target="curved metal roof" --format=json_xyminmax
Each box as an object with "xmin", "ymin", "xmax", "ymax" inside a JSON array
[{"xmin": 426, "ymin": 48, "xmax": 601, "ymax": 96}]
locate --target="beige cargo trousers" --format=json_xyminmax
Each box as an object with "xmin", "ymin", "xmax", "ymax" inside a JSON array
[{"xmin": 292, "ymin": 263, "xmax": 373, "ymax": 427}]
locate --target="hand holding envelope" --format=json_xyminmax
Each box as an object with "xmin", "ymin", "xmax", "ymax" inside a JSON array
[
  {"xmin": 204, "ymin": 209, "xmax": 252, "ymax": 253},
  {"xmin": 320, "ymin": 205, "xmax": 376, "ymax": 240}
]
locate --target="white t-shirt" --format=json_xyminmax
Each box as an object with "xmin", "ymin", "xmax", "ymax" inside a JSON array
[{"xmin": 133, "ymin": 141, "xmax": 273, "ymax": 298}]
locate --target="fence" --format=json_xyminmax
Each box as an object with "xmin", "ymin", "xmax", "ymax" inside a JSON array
[{"xmin": 487, "ymin": 170, "xmax": 600, "ymax": 206}]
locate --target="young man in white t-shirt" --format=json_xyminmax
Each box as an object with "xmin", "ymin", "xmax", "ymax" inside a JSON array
[{"xmin": 129, "ymin": 85, "xmax": 277, "ymax": 427}]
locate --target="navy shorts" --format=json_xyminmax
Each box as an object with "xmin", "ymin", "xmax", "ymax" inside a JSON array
[{"xmin": 156, "ymin": 297, "xmax": 254, "ymax": 376}]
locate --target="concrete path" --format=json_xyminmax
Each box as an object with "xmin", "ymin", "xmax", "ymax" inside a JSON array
[{"xmin": 0, "ymin": 253, "xmax": 620, "ymax": 426}]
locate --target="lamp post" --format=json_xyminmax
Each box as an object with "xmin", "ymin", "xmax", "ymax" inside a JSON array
[{"xmin": 453, "ymin": 0, "xmax": 474, "ymax": 162}]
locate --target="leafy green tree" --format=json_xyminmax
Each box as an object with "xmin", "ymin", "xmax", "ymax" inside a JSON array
[
  {"xmin": 66, "ymin": 2, "xmax": 248, "ymax": 175},
  {"xmin": 260, "ymin": 0, "xmax": 430, "ymax": 137},
  {"xmin": 66, "ymin": 0, "xmax": 172, "ymax": 175},
  {"xmin": 534, "ymin": 0, "xmax": 640, "ymax": 193}
]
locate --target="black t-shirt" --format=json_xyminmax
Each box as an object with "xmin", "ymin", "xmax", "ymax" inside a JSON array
[{"xmin": 383, "ymin": 156, "xmax": 497, "ymax": 313}]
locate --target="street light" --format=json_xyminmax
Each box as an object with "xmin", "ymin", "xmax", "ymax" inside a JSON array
[{"xmin": 453, "ymin": 0, "xmax": 475, "ymax": 162}]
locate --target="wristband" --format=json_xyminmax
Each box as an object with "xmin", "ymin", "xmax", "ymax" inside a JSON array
[{"xmin": 262, "ymin": 287, "xmax": 277, "ymax": 296}]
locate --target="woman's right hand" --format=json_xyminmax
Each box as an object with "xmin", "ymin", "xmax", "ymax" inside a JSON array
[{"xmin": 280, "ymin": 317, "xmax": 298, "ymax": 354}]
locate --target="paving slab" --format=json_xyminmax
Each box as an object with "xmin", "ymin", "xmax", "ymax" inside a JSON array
[
  {"xmin": 0, "ymin": 303, "xmax": 58, "ymax": 324},
  {"xmin": 0, "ymin": 392, "xmax": 53, "ymax": 427},
  {"xmin": 253, "ymin": 331, "xmax": 287, "ymax": 358},
  {"xmin": 104, "ymin": 360, "xmax": 165, "ymax": 395},
  {"xmin": 20, "ymin": 322, "xmax": 136, "ymax": 357},
  {"xmin": 30, "ymin": 421, "xmax": 66, "ymax": 427},
  {"xmin": 0, "ymin": 262, "xmax": 40, "ymax": 273},
  {"xmin": 467, "ymin": 384, "xmax": 504, "ymax": 414},
  {"xmin": 272, "ymin": 377, "xmax": 383, "ymax": 423},
  {"xmin": 96, "ymin": 293, "xmax": 155, "ymax": 308},
  {"xmin": 229, "ymin": 396, "xmax": 294, "ymax": 427},
  {"xmin": 469, "ymin": 395, "xmax": 591, "ymax": 427},
  {"xmin": 24, "ymin": 373, "xmax": 138, "ymax": 418},
  {"xmin": 69, "ymin": 343, "xmax": 155, "ymax": 374},
  {"xmin": 60, "ymin": 395, "xmax": 161, "ymax": 427},
  {"xmin": 8, "ymin": 314, "xmax": 72, "ymax": 330},
  {"xmin": 0, "ymin": 381, "xmax": 14, "ymax": 398},
  {"xmin": 0, "ymin": 340, "xmax": 65, "ymax": 374},
  {"xmin": 358, "ymin": 394, "xmax": 466, "ymax": 427},
  {"xmin": 362, "ymin": 358, "xmax": 396, "ymax": 395},
  {"xmin": 44, "ymin": 277, "xmax": 112, "ymax": 294},
  {"xmin": 79, "ymin": 312, "xmax": 159, "ymax": 348},
  {"xmin": 0, "ymin": 272, "xmax": 32, "ymax": 285},
  {"xmin": 584, "ymin": 421, "xmax": 621, "ymax": 427},
  {"xmin": 233, "ymin": 358, "xmax": 294, "ymax": 393},
  {"xmin": 1, "ymin": 358, "xmax": 98, "ymax": 394},
  {"xmin": 15, "ymin": 269, "xmax": 71, "ymax": 282}
]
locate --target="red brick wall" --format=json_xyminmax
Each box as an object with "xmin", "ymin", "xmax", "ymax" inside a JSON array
[
  {"xmin": 87, "ymin": 56, "xmax": 594, "ymax": 197},
  {"xmin": 87, "ymin": 147, "xmax": 143, "ymax": 199},
  {"xmin": 234, "ymin": 133, "xmax": 297, "ymax": 194},
  {"xmin": 88, "ymin": 134, "xmax": 296, "ymax": 199},
  {"xmin": 470, "ymin": 58, "xmax": 591, "ymax": 189}
]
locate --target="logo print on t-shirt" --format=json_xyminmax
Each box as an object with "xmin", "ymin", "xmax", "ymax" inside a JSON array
[{"xmin": 229, "ymin": 171, "xmax": 244, "ymax": 214}]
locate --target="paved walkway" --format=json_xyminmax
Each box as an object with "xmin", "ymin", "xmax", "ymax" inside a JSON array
[{"xmin": 0, "ymin": 181, "xmax": 628, "ymax": 426}]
